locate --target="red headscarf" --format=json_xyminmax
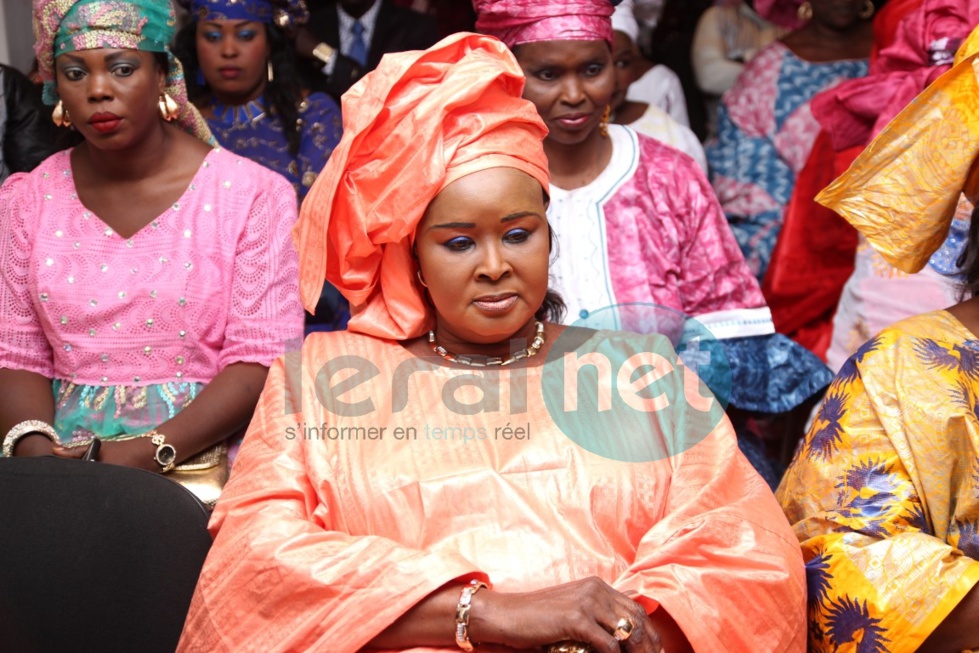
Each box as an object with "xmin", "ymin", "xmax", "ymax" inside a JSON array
[
  {"xmin": 473, "ymin": 0, "xmax": 615, "ymax": 48},
  {"xmin": 812, "ymin": 0, "xmax": 979, "ymax": 151},
  {"xmin": 294, "ymin": 33, "xmax": 550, "ymax": 340}
]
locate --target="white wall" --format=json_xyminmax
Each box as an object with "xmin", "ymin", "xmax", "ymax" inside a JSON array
[
  {"xmin": 0, "ymin": 2, "xmax": 10, "ymax": 66},
  {"xmin": 0, "ymin": 1, "xmax": 187, "ymax": 74},
  {"xmin": 1, "ymin": 0, "xmax": 36, "ymax": 73}
]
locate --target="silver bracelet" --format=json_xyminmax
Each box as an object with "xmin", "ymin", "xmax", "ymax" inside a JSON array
[{"xmin": 2, "ymin": 420, "xmax": 61, "ymax": 457}]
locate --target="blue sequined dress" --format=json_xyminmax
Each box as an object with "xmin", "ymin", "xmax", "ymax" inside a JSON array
[{"xmin": 206, "ymin": 92, "xmax": 343, "ymax": 202}]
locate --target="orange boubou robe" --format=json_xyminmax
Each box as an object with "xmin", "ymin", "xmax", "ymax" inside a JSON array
[{"xmin": 178, "ymin": 330, "xmax": 805, "ymax": 652}]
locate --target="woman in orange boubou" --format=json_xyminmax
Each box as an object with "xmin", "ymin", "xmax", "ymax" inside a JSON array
[{"xmin": 179, "ymin": 33, "xmax": 805, "ymax": 653}]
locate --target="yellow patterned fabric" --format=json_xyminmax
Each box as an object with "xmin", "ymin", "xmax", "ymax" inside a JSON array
[
  {"xmin": 816, "ymin": 25, "xmax": 979, "ymax": 274},
  {"xmin": 778, "ymin": 310, "xmax": 979, "ymax": 651}
]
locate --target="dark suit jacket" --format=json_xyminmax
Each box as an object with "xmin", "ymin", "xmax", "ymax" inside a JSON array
[{"xmin": 301, "ymin": 0, "xmax": 440, "ymax": 100}]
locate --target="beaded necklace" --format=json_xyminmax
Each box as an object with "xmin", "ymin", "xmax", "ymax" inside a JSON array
[{"xmin": 428, "ymin": 321, "xmax": 546, "ymax": 367}]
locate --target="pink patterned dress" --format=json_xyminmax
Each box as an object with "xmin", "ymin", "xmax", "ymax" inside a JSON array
[
  {"xmin": 706, "ymin": 42, "xmax": 868, "ymax": 279},
  {"xmin": 549, "ymin": 125, "xmax": 761, "ymax": 322},
  {"xmin": 0, "ymin": 147, "xmax": 304, "ymax": 444},
  {"xmin": 548, "ymin": 125, "xmax": 833, "ymax": 484}
]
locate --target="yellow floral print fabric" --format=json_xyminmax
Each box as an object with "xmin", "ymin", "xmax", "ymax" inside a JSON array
[
  {"xmin": 816, "ymin": 26, "xmax": 979, "ymax": 274},
  {"xmin": 778, "ymin": 310, "xmax": 979, "ymax": 651}
]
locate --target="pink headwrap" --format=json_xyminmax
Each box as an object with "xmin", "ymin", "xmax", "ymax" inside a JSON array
[
  {"xmin": 473, "ymin": 0, "xmax": 615, "ymax": 49},
  {"xmin": 754, "ymin": 0, "xmax": 806, "ymax": 31}
]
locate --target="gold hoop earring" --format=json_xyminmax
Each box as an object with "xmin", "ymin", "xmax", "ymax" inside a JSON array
[
  {"xmin": 859, "ymin": 0, "xmax": 875, "ymax": 19},
  {"xmin": 158, "ymin": 93, "xmax": 180, "ymax": 122},
  {"xmin": 598, "ymin": 104, "xmax": 611, "ymax": 138},
  {"xmin": 416, "ymin": 269, "xmax": 427, "ymax": 288},
  {"xmin": 52, "ymin": 100, "xmax": 71, "ymax": 127},
  {"xmin": 267, "ymin": 61, "xmax": 274, "ymax": 83},
  {"xmin": 797, "ymin": 1, "xmax": 813, "ymax": 21}
]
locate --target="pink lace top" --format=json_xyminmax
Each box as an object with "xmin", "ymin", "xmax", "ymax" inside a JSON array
[{"xmin": 0, "ymin": 147, "xmax": 304, "ymax": 386}]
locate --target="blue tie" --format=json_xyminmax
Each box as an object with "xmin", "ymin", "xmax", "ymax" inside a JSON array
[{"xmin": 349, "ymin": 20, "xmax": 368, "ymax": 67}]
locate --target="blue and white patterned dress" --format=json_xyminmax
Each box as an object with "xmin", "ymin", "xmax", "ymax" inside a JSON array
[{"xmin": 706, "ymin": 42, "xmax": 868, "ymax": 280}]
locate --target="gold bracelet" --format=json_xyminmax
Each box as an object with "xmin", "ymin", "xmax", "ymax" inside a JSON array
[
  {"xmin": 2, "ymin": 420, "xmax": 60, "ymax": 457},
  {"xmin": 312, "ymin": 42, "xmax": 336, "ymax": 66},
  {"xmin": 454, "ymin": 580, "xmax": 487, "ymax": 652}
]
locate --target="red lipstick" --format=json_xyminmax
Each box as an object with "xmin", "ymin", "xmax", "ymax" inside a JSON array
[{"xmin": 89, "ymin": 112, "xmax": 121, "ymax": 134}]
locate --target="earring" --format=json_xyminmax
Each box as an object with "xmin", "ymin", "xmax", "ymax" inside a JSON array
[
  {"xmin": 267, "ymin": 61, "xmax": 274, "ymax": 83},
  {"xmin": 52, "ymin": 100, "xmax": 71, "ymax": 128},
  {"xmin": 598, "ymin": 104, "xmax": 611, "ymax": 138},
  {"xmin": 158, "ymin": 93, "xmax": 180, "ymax": 122},
  {"xmin": 416, "ymin": 269, "xmax": 427, "ymax": 288},
  {"xmin": 797, "ymin": 1, "xmax": 813, "ymax": 21},
  {"xmin": 195, "ymin": 68, "xmax": 207, "ymax": 87},
  {"xmin": 859, "ymin": 0, "xmax": 875, "ymax": 19}
]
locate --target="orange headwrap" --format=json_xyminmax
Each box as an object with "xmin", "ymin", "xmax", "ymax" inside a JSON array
[{"xmin": 294, "ymin": 33, "xmax": 550, "ymax": 340}]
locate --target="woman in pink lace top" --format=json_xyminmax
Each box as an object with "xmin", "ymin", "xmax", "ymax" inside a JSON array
[{"xmin": 0, "ymin": 0, "xmax": 304, "ymax": 487}]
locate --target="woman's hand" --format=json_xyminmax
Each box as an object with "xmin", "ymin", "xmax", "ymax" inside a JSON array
[
  {"xmin": 471, "ymin": 577, "xmax": 662, "ymax": 653},
  {"xmin": 52, "ymin": 437, "xmax": 158, "ymax": 472},
  {"xmin": 367, "ymin": 577, "xmax": 682, "ymax": 652},
  {"xmin": 11, "ymin": 433, "xmax": 56, "ymax": 457}
]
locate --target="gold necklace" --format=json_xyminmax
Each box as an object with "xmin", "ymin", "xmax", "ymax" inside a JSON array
[{"xmin": 428, "ymin": 321, "xmax": 545, "ymax": 367}]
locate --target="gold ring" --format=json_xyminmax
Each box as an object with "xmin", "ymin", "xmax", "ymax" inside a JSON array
[
  {"xmin": 546, "ymin": 643, "xmax": 594, "ymax": 653},
  {"xmin": 613, "ymin": 616, "xmax": 634, "ymax": 642}
]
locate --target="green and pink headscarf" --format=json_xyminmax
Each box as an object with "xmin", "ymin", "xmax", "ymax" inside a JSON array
[{"xmin": 33, "ymin": 0, "xmax": 214, "ymax": 143}]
